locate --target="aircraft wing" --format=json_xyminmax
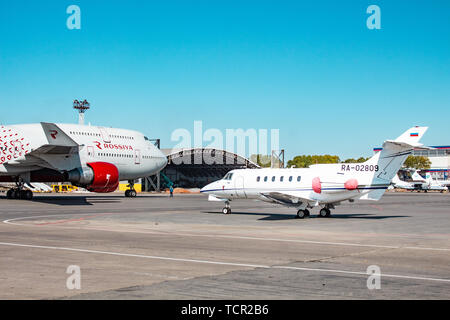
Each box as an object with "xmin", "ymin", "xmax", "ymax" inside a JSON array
[
  {"xmin": 28, "ymin": 123, "xmax": 79, "ymax": 155},
  {"xmin": 260, "ymin": 192, "xmax": 315, "ymax": 207}
]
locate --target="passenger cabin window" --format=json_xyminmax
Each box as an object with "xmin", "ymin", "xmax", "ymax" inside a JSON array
[
  {"xmin": 272, "ymin": 176, "xmax": 275, "ymax": 182},
  {"xmin": 289, "ymin": 176, "xmax": 293, "ymax": 182},
  {"xmin": 297, "ymin": 176, "xmax": 301, "ymax": 182},
  {"xmin": 264, "ymin": 176, "xmax": 268, "ymax": 182},
  {"xmin": 280, "ymin": 176, "xmax": 284, "ymax": 182},
  {"xmin": 256, "ymin": 176, "xmax": 260, "ymax": 182}
]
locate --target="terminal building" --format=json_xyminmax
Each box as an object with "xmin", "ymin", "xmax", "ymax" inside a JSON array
[{"xmin": 412, "ymin": 146, "xmax": 450, "ymax": 180}]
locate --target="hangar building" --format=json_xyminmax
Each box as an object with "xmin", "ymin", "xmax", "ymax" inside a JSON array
[{"xmin": 143, "ymin": 148, "xmax": 259, "ymax": 190}]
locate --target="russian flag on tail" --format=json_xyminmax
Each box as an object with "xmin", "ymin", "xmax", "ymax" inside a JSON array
[{"xmin": 410, "ymin": 132, "xmax": 419, "ymax": 137}]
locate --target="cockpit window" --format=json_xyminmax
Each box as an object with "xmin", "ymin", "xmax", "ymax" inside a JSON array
[
  {"xmin": 223, "ymin": 173, "xmax": 234, "ymax": 180},
  {"xmin": 144, "ymin": 136, "xmax": 149, "ymax": 141}
]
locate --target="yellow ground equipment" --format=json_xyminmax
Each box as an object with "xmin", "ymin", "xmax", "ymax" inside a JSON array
[{"xmin": 52, "ymin": 184, "xmax": 79, "ymax": 193}]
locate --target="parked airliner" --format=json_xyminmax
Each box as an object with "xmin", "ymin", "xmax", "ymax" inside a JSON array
[
  {"xmin": 201, "ymin": 127, "xmax": 428, "ymax": 218},
  {"xmin": 0, "ymin": 122, "xmax": 167, "ymax": 199}
]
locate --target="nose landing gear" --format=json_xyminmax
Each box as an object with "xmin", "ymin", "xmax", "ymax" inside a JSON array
[
  {"xmin": 222, "ymin": 201, "xmax": 231, "ymax": 214},
  {"xmin": 125, "ymin": 180, "xmax": 137, "ymax": 198}
]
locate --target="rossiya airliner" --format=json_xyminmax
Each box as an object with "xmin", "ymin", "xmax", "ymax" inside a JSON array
[
  {"xmin": 201, "ymin": 127, "xmax": 428, "ymax": 218},
  {"xmin": 0, "ymin": 122, "xmax": 167, "ymax": 199}
]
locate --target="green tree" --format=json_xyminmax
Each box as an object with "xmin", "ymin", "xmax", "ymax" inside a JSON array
[
  {"xmin": 287, "ymin": 155, "xmax": 340, "ymax": 168},
  {"xmin": 403, "ymin": 155, "xmax": 431, "ymax": 170},
  {"xmin": 342, "ymin": 157, "xmax": 369, "ymax": 163}
]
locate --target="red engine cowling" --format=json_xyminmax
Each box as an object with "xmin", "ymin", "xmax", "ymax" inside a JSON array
[
  {"xmin": 86, "ymin": 162, "xmax": 119, "ymax": 193},
  {"xmin": 66, "ymin": 162, "xmax": 119, "ymax": 193}
]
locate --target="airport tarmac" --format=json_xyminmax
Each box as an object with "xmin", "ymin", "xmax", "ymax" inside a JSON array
[{"xmin": 0, "ymin": 191, "xmax": 449, "ymax": 299}]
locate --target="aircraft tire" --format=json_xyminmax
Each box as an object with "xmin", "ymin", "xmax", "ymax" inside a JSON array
[
  {"xmin": 25, "ymin": 190, "xmax": 33, "ymax": 200},
  {"xmin": 296, "ymin": 210, "xmax": 306, "ymax": 219},
  {"xmin": 222, "ymin": 207, "xmax": 231, "ymax": 214},
  {"xmin": 6, "ymin": 189, "xmax": 14, "ymax": 199},
  {"xmin": 130, "ymin": 190, "xmax": 137, "ymax": 197},
  {"xmin": 319, "ymin": 208, "xmax": 330, "ymax": 218},
  {"xmin": 13, "ymin": 190, "xmax": 21, "ymax": 199}
]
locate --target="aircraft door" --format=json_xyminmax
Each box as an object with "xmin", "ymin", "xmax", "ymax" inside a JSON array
[
  {"xmin": 87, "ymin": 146, "xmax": 94, "ymax": 158},
  {"xmin": 99, "ymin": 127, "xmax": 111, "ymax": 143},
  {"xmin": 234, "ymin": 175, "xmax": 246, "ymax": 198},
  {"xmin": 134, "ymin": 149, "xmax": 141, "ymax": 164}
]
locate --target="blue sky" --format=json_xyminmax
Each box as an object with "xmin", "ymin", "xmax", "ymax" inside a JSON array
[{"xmin": 1, "ymin": 1, "xmax": 449, "ymax": 161}]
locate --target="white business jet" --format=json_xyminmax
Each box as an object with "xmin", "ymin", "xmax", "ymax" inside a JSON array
[
  {"xmin": 0, "ymin": 122, "xmax": 167, "ymax": 200},
  {"xmin": 201, "ymin": 127, "xmax": 428, "ymax": 218}
]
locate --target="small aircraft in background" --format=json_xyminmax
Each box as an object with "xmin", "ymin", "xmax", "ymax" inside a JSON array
[
  {"xmin": 423, "ymin": 172, "xmax": 448, "ymax": 192},
  {"xmin": 425, "ymin": 172, "xmax": 450, "ymax": 189},
  {"xmin": 391, "ymin": 174, "xmax": 418, "ymax": 191},
  {"xmin": 201, "ymin": 126, "xmax": 429, "ymax": 218},
  {"xmin": 392, "ymin": 171, "xmax": 448, "ymax": 193}
]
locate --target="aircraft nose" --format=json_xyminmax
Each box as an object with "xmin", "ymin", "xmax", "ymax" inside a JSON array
[
  {"xmin": 155, "ymin": 149, "xmax": 168, "ymax": 171},
  {"xmin": 201, "ymin": 182, "xmax": 214, "ymax": 194}
]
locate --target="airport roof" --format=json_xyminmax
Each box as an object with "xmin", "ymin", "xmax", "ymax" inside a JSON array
[{"xmin": 161, "ymin": 148, "xmax": 260, "ymax": 168}]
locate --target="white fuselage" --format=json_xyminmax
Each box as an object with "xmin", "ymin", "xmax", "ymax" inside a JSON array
[{"xmin": 201, "ymin": 165, "xmax": 390, "ymax": 206}]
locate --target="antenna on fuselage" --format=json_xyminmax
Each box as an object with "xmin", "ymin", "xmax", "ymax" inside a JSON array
[{"xmin": 73, "ymin": 99, "xmax": 90, "ymax": 125}]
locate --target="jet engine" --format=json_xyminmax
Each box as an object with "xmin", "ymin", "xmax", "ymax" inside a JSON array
[{"xmin": 65, "ymin": 162, "xmax": 119, "ymax": 193}]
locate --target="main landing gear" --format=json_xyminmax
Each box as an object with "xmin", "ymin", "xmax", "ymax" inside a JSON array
[
  {"xmin": 125, "ymin": 180, "xmax": 137, "ymax": 198},
  {"xmin": 296, "ymin": 205, "xmax": 333, "ymax": 219},
  {"xmin": 222, "ymin": 201, "xmax": 231, "ymax": 214},
  {"xmin": 319, "ymin": 207, "xmax": 331, "ymax": 218},
  {"xmin": 6, "ymin": 180, "xmax": 33, "ymax": 200},
  {"xmin": 6, "ymin": 189, "xmax": 33, "ymax": 200},
  {"xmin": 296, "ymin": 209, "xmax": 310, "ymax": 219}
]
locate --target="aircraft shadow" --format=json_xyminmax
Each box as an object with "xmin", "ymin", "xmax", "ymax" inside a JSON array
[
  {"xmin": 7, "ymin": 194, "xmax": 169, "ymax": 206},
  {"xmin": 203, "ymin": 211, "xmax": 409, "ymax": 221},
  {"xmin": 29, "ymin": 196, "xmax": 120, "ymax": 206},
  {"xmin": 203, "ymin": 211, "xmax": 297, "ymax": 221}
]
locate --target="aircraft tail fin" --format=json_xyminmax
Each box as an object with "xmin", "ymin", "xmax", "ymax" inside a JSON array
[
  {"xmin": 365, "ymin": 126, "xmax": 428, "ymax": 183},
  {"xmin": 411, "ymin": 170, "xmax": 426, "ymax": 182}
]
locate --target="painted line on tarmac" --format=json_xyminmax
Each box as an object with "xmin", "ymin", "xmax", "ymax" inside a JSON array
[
  {"xmin": 33, "ymin": 213, "xmax": 118, "ymax": 225},
  {"xmin": 0, "ymin": 241, "xmax": 449, "ymax": 284},
  {"xmin": 4, "ymin": 214, "xmax": 450, "ymax": 252},
  {"xmin": 3, "ymin": 214, "xmax": 103, "ymax": 226},
  {"xmin": 138, "ymin": 231, "xmax": 450, "ymax": 252}
]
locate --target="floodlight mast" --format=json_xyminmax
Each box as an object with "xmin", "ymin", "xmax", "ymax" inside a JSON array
[{"xmin": 73, "ymin": 99, "xmax": 90, "ymax": 125}]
